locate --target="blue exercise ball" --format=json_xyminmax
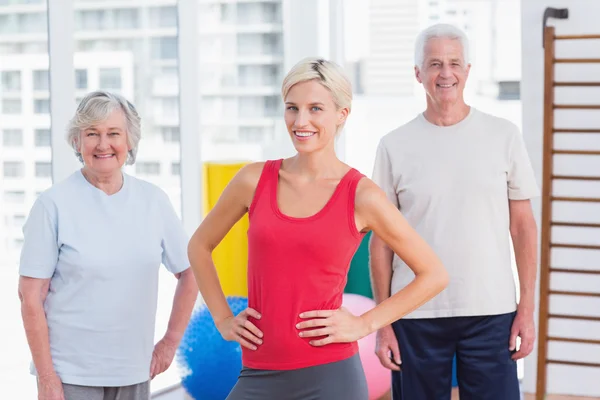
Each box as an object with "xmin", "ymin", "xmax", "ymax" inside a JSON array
[{"xmin": 177, "ymin": 296, "xmax": 248, "ymax": 400}]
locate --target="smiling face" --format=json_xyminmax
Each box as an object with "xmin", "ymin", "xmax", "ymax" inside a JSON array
[
  {"xmin": 415, "ymin": 37, "xmax": 470, "ymax": 107},
  {"xmin": 283, "ymin": 80, "xmax": 348, "ymax": 154},
  {"xmin": 78, "ymin": 108, "xmax": 130, "ymax": 175}
]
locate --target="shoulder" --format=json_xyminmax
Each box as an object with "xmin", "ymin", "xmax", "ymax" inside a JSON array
[
  {"xmin": 472, "ymin": 108, "xmax": 521, "ymax": 138},
  {"xmin": 354, "ymin": 177, "xmax": 389, "ymax": 210},
  {"xmin": 235, "ymin": 161, "xmax": 268, "ymax": 187},
  {"xmin": 126, "ymin": 173, "xmax": 171, "ymax": 203},
  {"xmin": 36, "ymin": 171, "xmax": 83, "ymax": 209},
  {"xmin": 379, "ymin": 116, "xmax": 423, "ymax": 146}
]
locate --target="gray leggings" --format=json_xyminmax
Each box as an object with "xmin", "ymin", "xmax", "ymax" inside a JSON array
[
  {"xmin": 62, "ymin": 381, "xmax": 150, "ymax": 400},
  {"xmin": 226, "ymin": 354, "xmax": 368, "ymax": 400}
]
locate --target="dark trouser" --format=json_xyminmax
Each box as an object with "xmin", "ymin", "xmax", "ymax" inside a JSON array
[{"xmin": 391, "ymin": 312, "xmax": 520, "ymax": 400}]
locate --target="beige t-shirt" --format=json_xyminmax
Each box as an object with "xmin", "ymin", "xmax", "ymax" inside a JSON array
[{"xmin": 372, "ymin": 107, "xmax": 539, "ymax": 318}]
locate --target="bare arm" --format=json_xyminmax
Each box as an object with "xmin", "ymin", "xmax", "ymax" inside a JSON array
[
  {"xmin": 164, "ymin": 268, "xmax": 198, "ymax": 343},
  {"xmin": 188, "ymin": 163, "xmax": 264, "ymax": 332},
  {"xmin": 356, "ymin": 179, "xmax": 448, "ymax": 334},
  {"xmin": 509, "ymin": 199, "xmax": 538, "ymax": 313},
  {"xmin": 18, "ymin": 276, "xmax": 55, "ymax": 378},
  {"xmin": 369, "ymin": 233, "xmax": 394, "ymax": 306}
]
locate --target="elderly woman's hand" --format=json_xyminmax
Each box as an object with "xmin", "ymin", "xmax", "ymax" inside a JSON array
[
  {"xmin": 37, "ymin": 372, "xmax": 64, "ymax": 400},
  {"xmin": 150, "ymin": 336, "xmax": 179, "ymax": 379}
]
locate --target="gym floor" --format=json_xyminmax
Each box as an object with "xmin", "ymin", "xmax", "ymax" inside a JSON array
[{"xmin": 375, "ymin": 389, "xmax": 599, "ymax": 399}]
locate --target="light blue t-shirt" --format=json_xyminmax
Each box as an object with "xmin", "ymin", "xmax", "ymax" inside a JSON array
[{"xmin": 19, "ymin": 170, "xmax": 190, "ymax": 387}]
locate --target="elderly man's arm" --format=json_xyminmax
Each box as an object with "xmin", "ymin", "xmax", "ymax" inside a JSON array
[
  {"xmin": 19, "ymin": 276, "xmax": 64, "ymax": 398},
  {"xmin": 508, "ymin": 199, "xmax": 538, "ymax": 360},
  {"xmin": 150, "ymin": 268, "xmax": 198, "ymax": 379}
]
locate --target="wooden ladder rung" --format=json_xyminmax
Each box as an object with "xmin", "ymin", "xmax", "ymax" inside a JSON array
[
  {"xmin": 549, "ymin": 314, "xmax": 600, "ymax": 322},
  {"xmin": 547, "ymin": 359, "xmax": 600, "ymax": 368},
  {"xmin": 554, "ymin": 82, "xmax": 600, "ymax": 86},
  {"xmin": 554, "ymin": 104, "xmax": 600, "ymax": 109},
  {"xmin": 553, "ymin": 149, "xmax": 600, "ymax": 155},
  {"xmin": 550, "ymin": 290, "xmax": 600, "ymax": 297},
  {"xmin": 548, "ymin": 336, "xmax": 600, "ymax": 345},
  {"xmin": 551, "ymin": 243, "xmax": 600, "ymax": 250},
  {"xmin": 551, "ymin": 221, "xmax": 600, "ymax": 228},
  {"xmin": 554, "ymin": 58, "xmax": 600, "ymax": 63},
  {"xmin": 554, "ymin": 128, "xmax": 600, "ymax": 133},
  {"xmin": 555, "ymin": 34, "xmax": 600, "ymax": 40},
  {"xmin": 552, "ymin": 175, "xmax": 600, "ymax": 181},
  {"xmin": 550, "ymin": 268, "xmax": 600, "ymax": 275},
  {"xmin": 551, "ymin": 196, "xmax": 600, "ymax": 203}
]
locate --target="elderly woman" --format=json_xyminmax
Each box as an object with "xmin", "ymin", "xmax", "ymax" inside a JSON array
[{"xmin": 18, "ymin": 91, "xmax": 198, "ymax": 400}]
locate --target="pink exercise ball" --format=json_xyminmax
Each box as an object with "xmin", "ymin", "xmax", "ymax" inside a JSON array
[{"xmin": 342, "ymin": 293, "xmax": 391, "ymax": 400}]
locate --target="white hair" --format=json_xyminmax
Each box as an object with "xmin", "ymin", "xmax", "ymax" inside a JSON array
[
  {"xmin": 414, "ymin": 23, "xmax": 470, "ymax": 69},
  {"xmin": 66, "ymin": 90, "xmax": 141, "ymax": 165},
  {"xmin": 281, "ymin": 57, "xmax": 353, "ymax": 134}
]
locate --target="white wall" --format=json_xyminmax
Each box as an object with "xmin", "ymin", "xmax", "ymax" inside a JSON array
[{"xmin": 521, "ymin": 1, "xmax": 600, "ymax": 397}]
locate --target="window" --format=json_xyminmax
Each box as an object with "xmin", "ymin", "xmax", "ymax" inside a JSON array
[
  {"xmin": 161, "ymin": 127, "xmax": 180, "ymax": 143},
  {"xmin": 498, "ymin": 81, "xmax": 521, "ymax": 100},
  {"xmin": 2, "ymin": 129, "xmax": 23, "ymax": 147},
  {"xmin": 171, "ymin": 162, "xmax": 180, "ymax": 176},
  {"xmin": 13, "ymin": 214, "xmax": 26, "ymax": 227},
  {"xmin": 33, "ymin": 69, "xmax": 49, "ymax": 91},
  {"xmin": 151, "ymin": 37, "xmax": 178, "ymax": 60},
  {"xmin": 35, "ymin": 162, "xmax": 52, "ymax": 178},
  {"xmin": 99, "ymin": 68, "xmax": 122, "ymax": 90},
  {"xmin": 136, "ymin": 162, "xmax": 160, "ymax": 176},
  {"xmin": 149, "ymin": 6, "xmax": 177, "ymax": 28},
  {"xmin": 3, "ymin": 161, "xmax": 24, "ymax": 178},
  {"xmin": 1, "ymin": 70, "xmax": 20, "ymax": 91},
  {"xmin": 75, "ymin": 69, "xmax": 88, "ymax": 90},
  {"xmin": 35, "ymin": 129, "xmax": 51, "ymax": 147},
  {"xmin": 2, "ymin": 99, "xmax": 22, "ymax": 114},
  {"xmin": 34, "ymin": 99, "xmax": 50, "ymax": 114},
  {"xmin": 239, "ymin": 127, "xmax": 265, "ymax": 143},
  {"xmin": 4, "ymin": 191, "xmax": 25, "ymax": 203}
]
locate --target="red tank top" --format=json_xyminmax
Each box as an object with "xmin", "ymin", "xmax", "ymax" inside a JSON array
[{"xmin": 243, "ymin": 159, "xmax": 366, "ymax": 370}]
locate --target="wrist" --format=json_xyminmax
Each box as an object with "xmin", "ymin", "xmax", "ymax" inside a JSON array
[
  {"xmin": 37, "ymin": 370, "xmax": 58, "ymax": 380},
  {"xmin": 358, "ymin": 313, "xmax": 376, "ymax": 339},
  {"xmin": 517, "ymin": 300, "xmax": 535, "ymax": 315},
  {"xmin": 163, "ymin": 330, "xmax": 183, "ymax": 345}
]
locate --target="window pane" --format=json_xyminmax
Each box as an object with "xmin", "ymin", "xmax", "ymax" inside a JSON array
[
  {"xmin": 75, "ymin": 69, "xmax": 88, "ymax": 90},
  {"xmin": 34, "ymin": 161, "xmax": 51, "ymax": 178},
  {"xmin": 34, "ymin": 98, "xmax": 50, "ymax": 114},
  {"xmin": 99, "ymin": 68, "xmax": 122, "ymax": 90},
  {"xmin": 32, "ymin": 69, "xmax": 49, "ymax": 91},
  {"xmin": 2, "ymin": 129, "xmax": 23, "ymax": 147},
  {"xmin": 0, "ymin": 3, "xmax": 51, "ymax": 398},
  {"xmin": 3, "ymin": 161, "xmax": 25, "ymax": 178},
  {"xmin": 1, "ymin": 70, "xmax": 21, "ymax": 91},
  {"xmin": 2, "ymin": 99, "xmax": 22, "ymax": 114},
  {"xmin": 34, "ymin": 129, "xmax": 51, "ymax": 147}
]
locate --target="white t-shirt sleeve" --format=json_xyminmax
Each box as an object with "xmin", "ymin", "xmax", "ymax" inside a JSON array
[
  {"xmin": 19, "ymin": 197, "xmax": 59, "ymax": 279},
  {"xmin": 158, "ymin": 190, "xmax": 190, "ymax": 274},
  {"xmin": 372, "ymin": 140, "xmax": 400, "ymax": 209},
  {"xmin": 507, "ymin": 128, "xmax": 540, "ymax": 200}
]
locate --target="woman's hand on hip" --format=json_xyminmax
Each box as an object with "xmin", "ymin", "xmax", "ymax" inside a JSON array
[
  {"xmin": 37, "ymin": 372, "xmax": 64, "ymax": 400},
  {"xmin": 296, "ymin": 307, "xmax": 369, "ymax": 346},
  {"xmin": 216, "ymin": 307, "xmax": 263, "ymax": 350}
]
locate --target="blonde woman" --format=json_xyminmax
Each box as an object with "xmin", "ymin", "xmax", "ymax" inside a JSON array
[{"xmin": 188, "ymin": 58, "xmax": 449, "ymax": 400}]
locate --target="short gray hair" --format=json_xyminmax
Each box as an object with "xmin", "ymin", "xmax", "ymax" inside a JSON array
[
  {"xmin": 414, "ymin": 23, "xmax": 470, "ymax": 69},
  {"xmin": 67, "ymin": 91, "xmax": 141, "ymax": 165}
]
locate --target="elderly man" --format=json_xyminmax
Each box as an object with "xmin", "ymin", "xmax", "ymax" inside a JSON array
[{"xmin": 370, "ymin": 23, "xmax": 539, "ymax": 399}]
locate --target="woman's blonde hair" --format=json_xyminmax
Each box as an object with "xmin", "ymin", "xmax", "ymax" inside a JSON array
[{"xmin": 281, "ymin": 57, "xmax": 353, "ymax": 133}]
